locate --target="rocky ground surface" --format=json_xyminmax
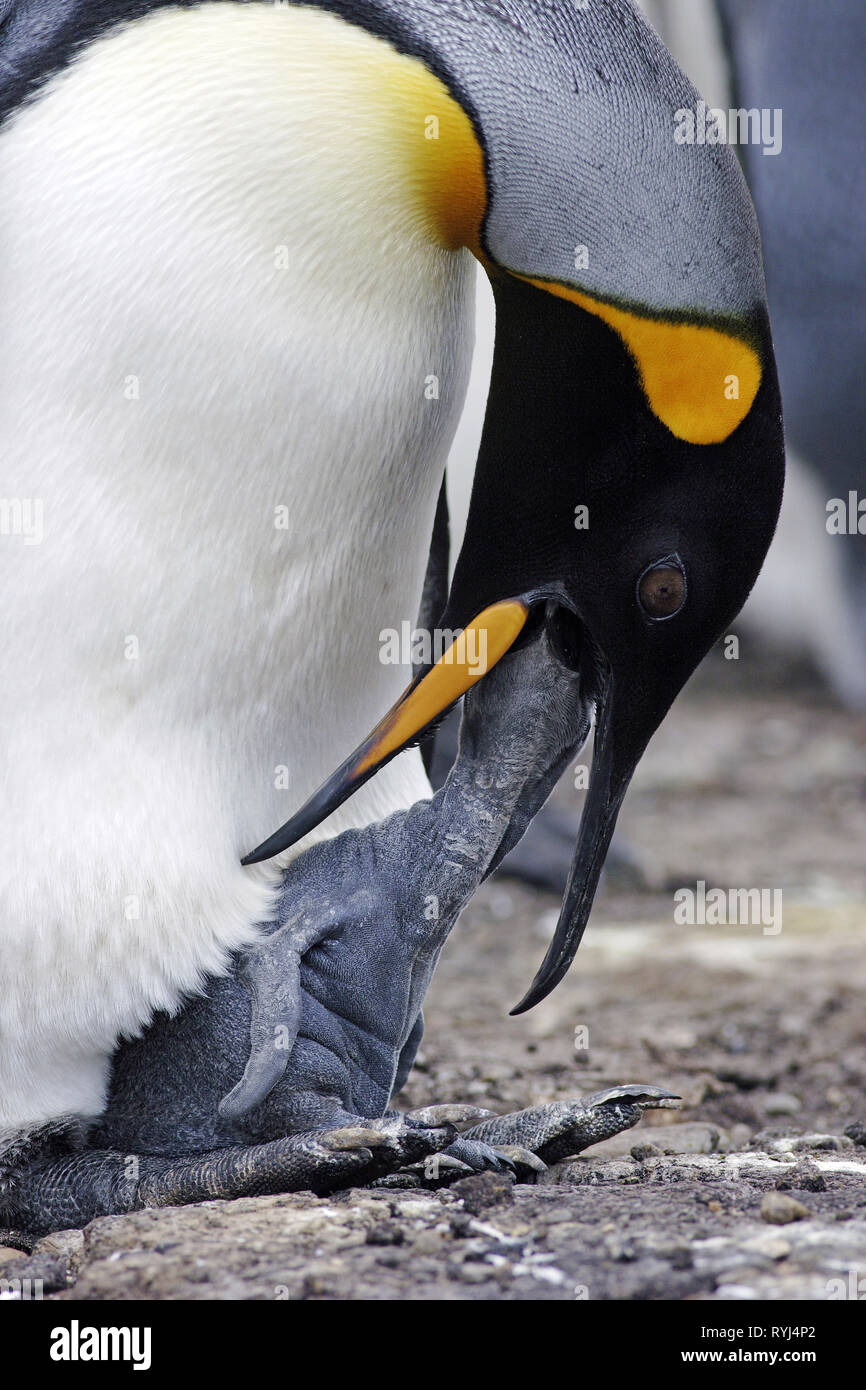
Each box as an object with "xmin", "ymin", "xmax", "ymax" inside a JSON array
[{"xmin": 1, "ymin": 653, "xmax": 865, "ymax": 1301}]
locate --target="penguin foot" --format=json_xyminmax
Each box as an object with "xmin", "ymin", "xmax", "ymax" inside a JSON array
[
  {"xmin": 371, "ymin": 1085, "xmax": 677, "ymax": 1190},
  {"xmin": 0, "ymin": 1090, "xmax": 676, "ymax": 1234},
  {"xmin": 456, "ymin": 1085, "xmax": 679, "ymax": 1166},
  {"xmin": 0, "ymin": 1112, "xmax": 463, "ymax": 1237}
]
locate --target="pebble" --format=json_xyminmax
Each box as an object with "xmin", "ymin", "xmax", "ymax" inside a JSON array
[
  {"xmin": 33, "ymin": 1229, "xmax": 86, "ymax": 1272},
  {"xmin": 631, "ymin": 1142, "xmax": 662, "ymax": 1162},
  {"xmin": 760, "ymin": 1192, "xmax": 812, "ymax": 1226},
  {"xmin": 365, "ymin": 1224, "xmax": 404, "ymax": 1247},
  {"xmin": 791, "ymin": 1133, "xmax": 852, "ymax": 1153},
  {"xmin": 412, "ymin": 1227, "xmax": 452, "ymax": 1255},
  {"xmin": 743, "ymin": 1233, "xmax": 792, "ymax": 1261},
  {"xmin": 451, "ymin": 1171, "xmax": 514, "ymax": 1216},
  {"xmin": 654, "ymin": 1124, "xmax": 728, "ymax": 1156},
  {"xmin": 763, "ymin": 1093, "xmax": 802, "ymax": 1117},
  {"xmin": 550, "ymin": 1157, "xmax": 642, "ymax": 1185},
  {"xmin": 775, "ymin": 1161, "xmax": 826, "ymax": 1193},
  {"xmin": 457, "ymin": 1263, "xmax": 494, "ymax": 1284}
]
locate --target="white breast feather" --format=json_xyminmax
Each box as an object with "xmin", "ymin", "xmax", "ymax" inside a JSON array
[{"xmin": 0, "ymin": 4, "xmax": 475, "ymax": 1130}]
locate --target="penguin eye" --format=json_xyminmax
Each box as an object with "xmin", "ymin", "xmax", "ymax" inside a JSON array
[{"xmin": 637, "ymin": 559, "xmax": 687, "ymax": 621}]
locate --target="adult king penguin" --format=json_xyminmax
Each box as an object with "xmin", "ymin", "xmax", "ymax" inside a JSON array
[{"xmin": 0, "ymin": 0, "xmax": 783, "ymax": 1226}]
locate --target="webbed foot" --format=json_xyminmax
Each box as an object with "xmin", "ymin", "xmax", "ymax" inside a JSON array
[
  {"xmin": 0, "ymin": 1111, "xmax": 465, "ymax": 1237},
  {"xmin": 369, "ymin": 1086, "xmax": 676, "ymax": 1190},
  {"xmin": 459, "ymin": 1085, "xmax": 679, "ymax": 1165}
]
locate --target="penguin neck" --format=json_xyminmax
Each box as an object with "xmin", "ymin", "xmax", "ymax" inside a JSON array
[{"xmin": 0, "ymin": 1, "xmax": 477, "ymax": 844}]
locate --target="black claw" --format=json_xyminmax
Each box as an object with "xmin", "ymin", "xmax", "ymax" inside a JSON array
[{"xmin": 585, "ymin": 1084, "xmax": 681, "ymax": 1109}]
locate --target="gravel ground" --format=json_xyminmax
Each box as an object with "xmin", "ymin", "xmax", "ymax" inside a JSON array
[{"xmin": 2, "ymin": 653, "xmax": 865, "ymax": 1301}]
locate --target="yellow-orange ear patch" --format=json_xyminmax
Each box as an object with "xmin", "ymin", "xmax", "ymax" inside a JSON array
[
  {"xmin": 266, "ymin": 6, "xmax": 756, "ymax": 442},
  {"xmin": 521, "ymin": 276, "xmax": 762, "ymax": 445},
  {"xmin": 377, "ymin": 58, "xmax": 487, "ymax": 254}
]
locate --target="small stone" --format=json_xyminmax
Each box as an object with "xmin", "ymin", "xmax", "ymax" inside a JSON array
[
  {"xmin": 775, "ymin": 1161, "xmax": 826, "ymax": 1193},
  {"xmin": 695, "ymin": 1191, "xmax": 724, "ymax": 1210},
  {"xmin": 791, "ymin": 1133, "xmax": 851, "ymax": 1153},
  {"xmin": 374, "ymin": 1249, "xmax": 402, "ymax": 1268},
  {"xmin": 715, "ymin": 1059, "xmax": 778, "ymax": 1090},
  {"xmin": 604, "ymin": 1234, "xmax": 638, "ymax": 1262},
  {"xmin": 669, "ymin": 1245, "xmax": 694, "ymax": 1270},
  {"xmin": 543, "ymin": 1222, "xmax": 585, "ymax": 1252},
  {"xmin": 365, "ymin": 1223, "xmax": 404, "ymax": 1247},
  {"xmin": 844, "ymin": 1121, "xmax": 866, "ymax": 1147},
  {"xmin": 764, "ymin": 1239, "xmax": 792, "ymax": 1261},
  {"xmin": 730, "ymin": 1124, "xmax": 754, "ymax": 1150},
  {"xmin": 33, "ymin": 1229, "xmax": 86, "ymax": 1273},
  {"xmin": 412, "ymin": 1227, "xmax": 451, "ymax": 1255},
  {"xmin": 3, "ymin": 1252, "xmax": 69, "ymax": 1293},
  {"xmin": 722, "ymin": 1095, "xmax": 764, "ymax": 1127},
  {"xmin": 447, "ymin": 1212, "xmax": 473, "ymax": 1239},
  {"xmin": 653, "ymin": 1123, "xmax": 728, "ymax": 1156},
  {"xmin": 761, "ymin": 1192, "xmax": 812, "ymax": 1225},
  {"xmin": 763, "ymin": 1093, "xmax": 802, "ymax": 1117},
  {"xmin": 554, "ymin": 1157, "xmax": 641, "ymax": 1185},
  {"xmin": 451, "ymin": 1171, "xmax": 514, "ymax": 1216},
  {"xmin": 715, "ymin": 1283, "xmax": 758, "ymax": 1300},
  {"xmin": 744, "ymin": 1233, "xmax": 791, "ymax": 1261},
  {"xmin": 631, "ymin": 1142, "xmax": 662, "ymax": 1162},
  {"xmin": 301, "ymin": 1274, "xmax": 336, "ymax": 1299}
]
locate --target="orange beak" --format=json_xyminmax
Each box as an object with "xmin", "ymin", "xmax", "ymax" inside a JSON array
[{"xmin": 241, "ymin": 599, "xmax": 529, "ymax": 865}]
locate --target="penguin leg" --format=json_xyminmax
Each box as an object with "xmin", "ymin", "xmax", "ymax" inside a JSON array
[
  {"xmin": 1, "ymin": 628, "xmax": 672, "ymax": 1235},
  {"xmin": 214, "ymin": 913, "xmax": 519, "ymax": 1177},
  {"xmin": 209, "ymin": 636, "xmax": 674, "ymax": 1187},
  {"xmin": 371, "ymin": 1088, "xmax": 679, "ymax": 1189},
  {"xmin": 0, "ymin": 1111, "xmax": 463, "ymax": 1238}
]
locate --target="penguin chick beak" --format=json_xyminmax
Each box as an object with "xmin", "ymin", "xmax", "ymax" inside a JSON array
[
  {"xmin": 509, "ymin": 676, "xmax": 638, "ymax": 1014},
  {"xmin": 240, "ymin": 598, "xmax": 529, "ymax": 865},
  {"xmin": 243, "ymin": 597, "xmax": 656, "ymax": 1017}
]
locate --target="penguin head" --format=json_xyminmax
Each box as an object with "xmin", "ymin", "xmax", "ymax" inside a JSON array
[
  {"xmin": 242, "ymin": 0, "xmax": 785, "ymax": 1009},
  {"xmin": 448, "ymin": 269, "xmax": 784, "ymax": 1011}
]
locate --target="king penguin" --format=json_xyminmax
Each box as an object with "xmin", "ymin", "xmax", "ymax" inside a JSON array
[{"xmin": 0, "ymin": 0, "xmax": 784, "ymax": 1157}]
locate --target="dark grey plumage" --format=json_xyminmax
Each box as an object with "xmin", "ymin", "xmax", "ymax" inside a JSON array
[{"xmin": 1, "ymin": 628, "xmax": 674, "ymax": 1234}]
